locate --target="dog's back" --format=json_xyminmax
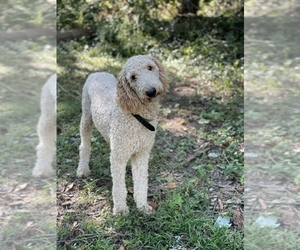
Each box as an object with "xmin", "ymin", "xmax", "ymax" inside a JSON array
[{"xmin": 83, "ymin": 72, "xmax": 119, "ymax": 142}]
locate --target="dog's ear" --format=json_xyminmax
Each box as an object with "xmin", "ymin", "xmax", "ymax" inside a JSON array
[
  {"xmin": 151, "ymin": 57, "xmax": 169, "ymax": 94},
  {"xmin": 116, "ymin": 69, "xmax": 142, "ymax": 114}
]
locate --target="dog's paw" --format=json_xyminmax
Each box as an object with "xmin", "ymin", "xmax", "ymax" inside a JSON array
[
  {"xmin": 113, "ymin": 205, "xmax": 129, "ymax": 216},
  {"xmin": 32, "ymin": 165, "xmax": 55, "ymax": 178},
  {"xmin": 138, "ymin": 204, "xmax": 154, "ymax": 215},
  {"xmin": 76, "ymin": 167, "xmax": 91, "ymax": 177}
]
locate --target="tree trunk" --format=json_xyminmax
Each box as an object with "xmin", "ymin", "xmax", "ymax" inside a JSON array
[
  {"xmin": 179, "ymin": 0, "xmax": 199, "ymax": 15},
  {"xmin": 0, "ymin": 28, "xmax": 93, "ymax": 42}
]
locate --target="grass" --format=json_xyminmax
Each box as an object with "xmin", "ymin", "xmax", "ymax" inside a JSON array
[
  {"xmin": 0, "ymin": 40, "xmax": 56, "ymax": 176},
  {"xmin": 0, "ymin": 29, "xmax": 56, "ymax": 250},
  {"xmin": 56, "ymin": 23, "xmax": 243, "ymax": 248},
  {"xmin": 56, "ymin": 2, "xmax": 243, "ymax": 248},
  {"xmin": 244, "ymin": 0, "xmax": 300, "ymax": 249},
  {"xmin": 58, "ymin": 183, "xmax": 243, "ymax": 249},
  {"xmin": 0, "ymin": 3, "xmax": 56, "ymax": 248},
  {"xmin": 245, "ymin": 226, "xmax": 300, "ymax": 250}
]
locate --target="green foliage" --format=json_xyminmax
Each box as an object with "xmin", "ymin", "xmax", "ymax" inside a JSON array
[
  {"xmin": 0, "ymin": 0, "xmax": 55, "ymax": 30},
  {"xmin": 57, "ymin": 0, "xmax": 243, "ymax": 61},
  {"xmin": 57, "ymin": 1, "xmax": 243, "ymax": 249}
]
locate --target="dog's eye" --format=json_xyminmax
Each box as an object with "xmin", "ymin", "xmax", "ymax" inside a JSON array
[
  {"xmin": 131, "ymin": 74, "xmax": 136, "ymax": 80},
  {"xmin": 147, "ymin": 66, "xmax": 152, "ymax": 71}
]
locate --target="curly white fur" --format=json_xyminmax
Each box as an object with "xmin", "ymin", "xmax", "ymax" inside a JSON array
[
  {"xmin": 32, "ymin": 74, "xmax": 56, "ymax": 178},
  {"xmin": 76, "ymin": 55, "xmax": 168, "ymax": 215}
]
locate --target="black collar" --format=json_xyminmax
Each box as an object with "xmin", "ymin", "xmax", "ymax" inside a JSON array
[{"xmin": 132, "ymin": 114, "xmax": 155, "ymax": 132}]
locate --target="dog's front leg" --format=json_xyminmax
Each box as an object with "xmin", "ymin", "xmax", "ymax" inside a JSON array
[
  {"xmin": 131, "ymin": 151, "xmax": 153, "ymax": 214},
  {"xmin": 110, "ymin": 152, "xmax": 129, "ymax": 215}
]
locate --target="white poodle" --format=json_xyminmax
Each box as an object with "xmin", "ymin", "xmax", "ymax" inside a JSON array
[
  {"xmin": 32, "ymin": 74, "xmax": 56, "ymax": 178},
  {"xmin": 76, "ymin": 55, "xmax": 168, "ymax": 215}
]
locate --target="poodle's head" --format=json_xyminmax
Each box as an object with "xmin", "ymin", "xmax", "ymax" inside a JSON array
[{"xmin": 117, "ymin": 55, "xmax": 169, "ymax": 114}]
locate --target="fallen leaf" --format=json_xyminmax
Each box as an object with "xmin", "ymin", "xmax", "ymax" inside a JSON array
[
  {"xmin": 148, "ymin": 201, "xmax": 158, "ymax": 210},
  {"xmin": 61, "ymin": 201, "xmax": 72, "ymax": 206},
  {"xmin": 258, "ymin": 198, "xmax": 267, "ymax": 210},
  {"xmin": 232, "ymin": 208, "xmax": 244, "ymax": 228},
  {"xmin": 118, "ymin": 245, "xmax": 125, "ymax": 250},
  {"xmin": 167, "ymin": 182, "xmax": 177, "ymax": 189},
  {"xmin": 180, "ymin": 234, "xmax": 189, "ymax": 241},
  {"xmin": 70, "ymin": 221, "xmax": 80, "ymax": 237},
  {"xmin": 217, "ymin": 198, "xmax": 224, "ymax": 210},
  {"xmin": 24, "ymin": 221, "xmax": 37, "ymax": 237},
  {"xmin": 65, "ymin": 183, "xmax": 74, "ymax": 192},
  {"xmin": 12, "ymin": 183, "xmax": 28, "ymax": 192}
]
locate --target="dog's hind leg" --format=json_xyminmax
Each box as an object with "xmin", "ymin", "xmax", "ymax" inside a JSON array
[
  {"xmin": 32, "ymin": 77, "xmax": 56, "ymax": 178},
  {"xmin": 32, "ymin": 110, "xmax": 56, "ymax": 177},
  {"xmin": 77, "ymin": 87, "xmax": 93, "ymax": 177}
]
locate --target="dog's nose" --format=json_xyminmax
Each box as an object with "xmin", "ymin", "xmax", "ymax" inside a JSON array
[{"xmin": 146, "ymin": 87, "xmax": 157, "ymax": 98}]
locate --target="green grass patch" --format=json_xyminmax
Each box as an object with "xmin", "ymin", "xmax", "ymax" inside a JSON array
[
  {"xmin": 57, "ymin": 38, "xmax": 243, "ymax": 248},
  {"xmin": 57, "ymin": 2, "xmax": 243, "ymax": 248},
  {"xmin": 245, "ymin": 0, "xmax": 300, "ymax": 248},
  {"xmin": 1, "ymin": 1, "xmax": 55, "ymax": 249},
  {"xmin": 58, "ymin": 181, "xmax": 243, "ymax": 249}
]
